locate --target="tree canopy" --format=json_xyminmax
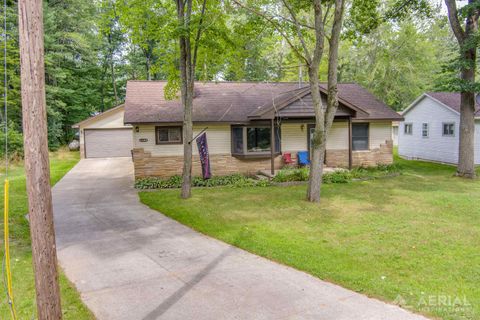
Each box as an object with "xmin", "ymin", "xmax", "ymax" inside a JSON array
[{"xmin": 0, "ymin": 0, "xmax": 458, "ymax": 156}]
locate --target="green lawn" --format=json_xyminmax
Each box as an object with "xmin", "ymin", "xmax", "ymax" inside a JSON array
[
  {"xmin": 140, "ymin": 156, "xmax": 480, "ymax": 320},
  {"xmin": 0, "ymin": 149, "xmax": 93, "ymax": 319}
]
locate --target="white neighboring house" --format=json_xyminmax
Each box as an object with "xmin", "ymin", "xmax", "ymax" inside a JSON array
[{"xmin": 398, "ymin": 92, "xmax": 480, "ymax": 165}]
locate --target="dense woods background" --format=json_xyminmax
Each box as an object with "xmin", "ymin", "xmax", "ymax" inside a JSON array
[{"xmin": 0, "ymin": 0, "xmax": 456, "ymax": 157}]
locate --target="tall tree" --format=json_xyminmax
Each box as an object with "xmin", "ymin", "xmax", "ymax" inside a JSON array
[
  {"xmin": 117, "ymin": 0, "xmax": 174, "ymax": 80},
  {"xmin": 233, "ymin": 0, "xmax": 346, "ymax": 202},
  {"xmin": 175, "ymin": 0, "xmax": 208, "ymax": 199},
  {"xmin": 444, "ymin": 0, "xmax": 479, "ymax": 178},
  {"xmin": 18, "ymin": 0, "xmax": 63, "ymax": 318}
]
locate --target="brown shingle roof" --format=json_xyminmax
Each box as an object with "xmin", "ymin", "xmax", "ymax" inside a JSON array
[
  {"xmin": 426, "ymin": 92, "xmax": 480, "ymax": 116},
  {"xmin": 124, "ymin": 81, "xmax": 402, "ymax": 124}
]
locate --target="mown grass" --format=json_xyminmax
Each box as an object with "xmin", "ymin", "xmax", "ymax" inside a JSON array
[
  {"xmin": 0, "ymin": 149, "xmax": 94, "ymax": 319},
  {"xmin": 140, "ymin": 155, "xmax": 480, "ymax": 320}
]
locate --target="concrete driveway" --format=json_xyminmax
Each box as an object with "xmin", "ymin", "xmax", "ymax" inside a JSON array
[{"xmin": 53, "ymin": 158, "xmax": 428, "ymax": 320}]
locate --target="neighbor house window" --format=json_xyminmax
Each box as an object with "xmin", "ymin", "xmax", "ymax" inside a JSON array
[
  {"xmin": 404, "ymin": 123, "xmax": 413, "ymax": 135},
  {"xmin": 156, "ymin": 126, "xmax": 182, "ymax": 144},
  {"xmin": 231, "ymin": 125, "xmax": 280, "ymax": 156},
  {"xmin": 352, "ymin": 123, "xmax": 369, "ymax": 151},
  {"xmin": 422, "ymin": 123, "xmax": 429, "ymax": 138},
  {"xmin": 443, "ymin": 123, "xmax": 455, "ymax": 136}
]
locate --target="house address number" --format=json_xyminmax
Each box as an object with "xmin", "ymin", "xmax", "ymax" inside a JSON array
[{"xmin": 139, "ymin": 138, "xmax": 148, "ymax": 142}]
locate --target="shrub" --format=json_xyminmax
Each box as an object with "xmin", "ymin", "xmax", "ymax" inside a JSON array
[
  {"xmin": 322, "ymin": 170, "xmax": 352, "ymax": 184},
  {"xmin": 272, "ymin": 167, "xmax": 309, "ymax": 182},
  {"xmin": 273, "ymin": 163, "xmax": 402, "ymax": 184},
  {"xmin": 135, "ymin": 174, "xmax": 272, "ymax": 189}
]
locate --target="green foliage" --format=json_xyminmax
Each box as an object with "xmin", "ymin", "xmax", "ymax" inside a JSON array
[
  {"xmin": 0, "ymin": 122, "xmax": 24, "ymax": 159},
  {"xmin": 340, "ymin": 16, "xmax": 453, "ymax": 111},
  {"xmin": 135, "ymin": 174, "xmax": 271, "ymax": 189},
  {"xmin": 273, "ymin": 164, "xmax": 401, "ymax": 184},
  {"xmin": 272, "ymin": 167, "xmax": 310, "ymax": 182}
]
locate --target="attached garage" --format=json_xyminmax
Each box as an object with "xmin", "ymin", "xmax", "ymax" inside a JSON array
[
  {"xmin": 84, "ymin": 128, "xmax": 132, "ymax": 158},
  {"xmin": 72, "ymin": 105, "xmax": 133, "ymax": 159}
]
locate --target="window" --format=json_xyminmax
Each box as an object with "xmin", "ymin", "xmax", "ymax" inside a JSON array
[
  {"xmin": 247, "ymin": 127, "xmax": 271, "ymax": 152},
  {"xmin": 232, "ymin": 127, "xmax": 243, "ymax": 154},
  {"xmin": 155, "ymin": 126, "xmax": 182, "ymax": 144},
  {"xmin": 352, "ymin": 123, "xmax": 369, "ymax": 151},
  {"xmin": 404, "ymin": 123, "xmax": 413, "ymax": 135},
  {"xmin": 422, "ymin": 123, "xmax": 429, "ymax": 138},
  {"xmin": 443, "ymin": 123, "xmax": 455, "ymax": 136},
  {"xmin": 231, "ymin": 125, "xmax": 280, "ymax": 155}
]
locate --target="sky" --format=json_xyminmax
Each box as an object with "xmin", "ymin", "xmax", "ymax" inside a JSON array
[{"xmin": 439, "ymin": 0, "xmax": 468, "ymax": 14}]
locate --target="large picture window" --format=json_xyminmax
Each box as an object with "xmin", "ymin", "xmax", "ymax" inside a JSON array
[
  {"xmin": 156, "ymin": 126, "xmax": 182, "ymax": 144},
  {"xmin": 352, "ymin": 123, "xmax": 369, "ymax": 151},
  {"xmin": 247, "ymin": 127, "xmax": 271, "ymax": 152},
  {"xmin": 231, "ymin": 125, "xmax": 280, "ymax": 156}
]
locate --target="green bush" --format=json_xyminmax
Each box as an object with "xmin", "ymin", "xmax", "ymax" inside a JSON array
[
  {"xmin": 273, "ymin": 163, "xmax": 401, "ymax": 184},
  {"xmin": 135, "ymin": 174, "xmax": 272, "ymax": 189},
  {"xmin": 272, "ymin": 167, "xmax": 309, "ymax": 182},
  {"xmin": 322, "ymin": 170, "xmax": 352, "ymax": 184}
]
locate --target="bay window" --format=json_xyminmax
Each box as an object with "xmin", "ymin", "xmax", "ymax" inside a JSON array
[{"xmin": 231, "ymin": 125, "xmax": 280, "ymax": 156}]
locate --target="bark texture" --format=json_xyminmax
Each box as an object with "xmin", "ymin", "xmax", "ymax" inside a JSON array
[
  {"xmin": 177, "ymin": 0, "xmax": 207, "ymax": 199},
  {"xmin": 18, "ymin": 0, "xmax": 63, "ymax": 318},
  {"xmin": 307, "ymin": 0, "xmax": 345, "ymax": 202},
  {"xmin": 445, "ymin": 0, "xmax": 479, "ymax": 178}
]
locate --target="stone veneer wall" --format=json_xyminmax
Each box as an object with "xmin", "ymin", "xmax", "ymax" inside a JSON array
[
  {"xmin": 133, "ymin": 140, "xmax": 393, "ymax": 178},
  {"xmin": 133, "ymin": 148, "xmax": 283, "ymax": 178},
  {"xmin": 326, "ymin": 140, "xmax": 393, "ymax": 168}
]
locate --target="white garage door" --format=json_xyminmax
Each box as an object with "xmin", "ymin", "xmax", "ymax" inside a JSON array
[{"xmin": 85, "ymin": 129, "xmax": 133, "ymax": 158}]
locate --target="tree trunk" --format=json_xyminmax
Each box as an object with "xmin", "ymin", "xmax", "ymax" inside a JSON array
[
  {"xmin": 306, "ymin": 0, "xmax": 345, "ymax": 202},
  {"xmin": 110, "ymin": 55, "xmax": 119, "ymax": 105},
  {"xmin": 456, "ymin": 13, "xmax": 477, "ymax": 178},
  {"xmin": 306, "ymin": 67, "xmax": 326, "ymax": 203},
  {"xmin": 177, "ymin": 0, "xmax": 194, "ymax": 199},
  {"xmin": 445, "ymin": 0, "xmax": 478, "ymax": 178},
  {"xmin": 18, "ymin": 0, "xmax": 63, "ymax": 319},
  {"xmin": 457, "ymin": 90, "xmax": 476, "ymax": 178}
]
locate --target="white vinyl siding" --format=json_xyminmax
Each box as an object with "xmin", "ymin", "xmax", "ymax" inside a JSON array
[
  {"xmin": 82, "ymin": 108, "xmax": 127, "ymax": 129},
  {"xmin": 281, "ymin": 122, "xmax": 349, "ymax": 151},
  {"xmin": 281, "ymin": 123, "xmax": 308, "ymax": 151},
  {"xmin": 327, "ymin": 122, "xmax": 349, "ymax": 150},
  {"xmin": 134, "ymin": 124, "xmax": 231, "ymax": 156},
  {"xmin": 369, "ymin": 122, "xmax": 392, "ymax": 149},
  {"xmin": 399, "ymin": 96, "xmax": 464, "ymax": 164}
]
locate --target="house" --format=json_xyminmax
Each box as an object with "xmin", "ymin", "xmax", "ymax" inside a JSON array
[
  {"xmin": 72, "ymin": 104, "xmax": 132, "ymax": 158},
  {"xmin": 123, "ymin": 81, "xmax": 402, "ymax": 178},
  {"xmin": 392, "ymin": 121, "xmax": 400, "ymax": 146},
  {"xmin": 398, "ymin": 92, "xmax": 480, "ymax": 165}
]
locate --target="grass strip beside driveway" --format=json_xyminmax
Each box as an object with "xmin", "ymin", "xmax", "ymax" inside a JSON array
[{"xmin": 0, "ymin": 149, "xmax": 94, "ymax": 319}]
